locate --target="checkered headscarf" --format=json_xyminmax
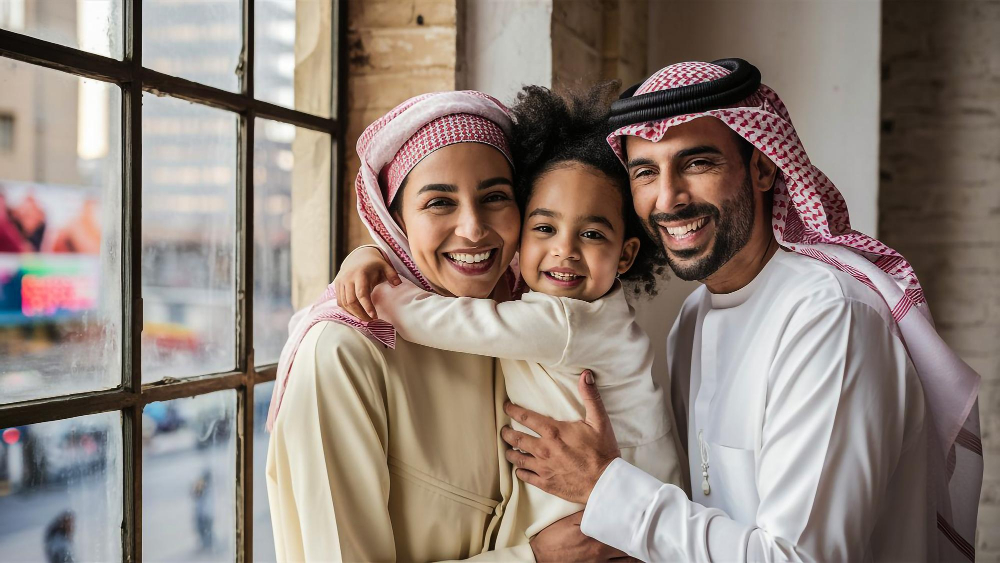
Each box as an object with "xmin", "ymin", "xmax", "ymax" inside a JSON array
[
  {"xmin": 267, "ymin": 91, "xmax": 515, "ymax": 431},
  {"xmin": 611, "ymin": 61, "xmax": 983, "ymax": 560}
]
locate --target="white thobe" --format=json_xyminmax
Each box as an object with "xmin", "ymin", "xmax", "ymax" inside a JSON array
[{"xmin": 580, "ymin": 249, "xmax": 931, "ymax": 562}]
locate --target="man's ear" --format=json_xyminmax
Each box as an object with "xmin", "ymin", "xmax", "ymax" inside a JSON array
[
  {"xmin": 750, "ymin": 150, "xmax": 779, "ymax": 193},
  {"xmin": 617, "ymin": 237, "xmax": 641, "ymax": 275}
]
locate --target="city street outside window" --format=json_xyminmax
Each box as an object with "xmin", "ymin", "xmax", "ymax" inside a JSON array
[{"xmin": 0, "ymin": 1, "xmax": 342, "ymax": 561}]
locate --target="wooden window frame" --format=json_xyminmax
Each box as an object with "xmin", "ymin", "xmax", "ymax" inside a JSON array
[{"xmin": 0, "ymin": 1, "xmax": 348, "ymax": 561}]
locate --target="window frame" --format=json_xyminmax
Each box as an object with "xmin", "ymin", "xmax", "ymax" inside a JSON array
[{"xmin": 0, "ymin": 0, "xmax": 348, "ymax": 560}]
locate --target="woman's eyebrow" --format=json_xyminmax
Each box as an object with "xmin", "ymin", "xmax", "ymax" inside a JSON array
[
  {"xmin": 478, "ymin": 177, "xmax": 513, "ymax": 190},
  {"xmin": 417, "ymin": 183, "xmax": 457, "ymax": 194}
]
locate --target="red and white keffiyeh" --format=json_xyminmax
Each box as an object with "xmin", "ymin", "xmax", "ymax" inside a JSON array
[
  {"xmin": 266, "ymin": 91, "xmax": 514, "ymax": 431},
  {"xmin": 610, "ymin": 61, "xmax": 983, "ymax": 560}
]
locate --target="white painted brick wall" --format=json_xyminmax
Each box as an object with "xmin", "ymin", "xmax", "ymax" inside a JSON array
[{"xmin": 880, "ymin": 1, "xmax": 1000, "ymax": 559}]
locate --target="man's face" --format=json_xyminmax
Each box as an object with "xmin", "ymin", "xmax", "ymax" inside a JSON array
[{"xmin": 625, "ymin": 118, "xmax": 757, "ymax": 282}]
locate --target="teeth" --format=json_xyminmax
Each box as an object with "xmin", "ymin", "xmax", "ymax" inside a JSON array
[
  {"xmin": 548, "ymin": 272, "xmax": 581, "ymax": 281},
  {"xmin": 447, "ymin": 250, "xmax": 493, "ymax": 264},
  {"xmin": 666, "ymin": 217, "xmax": 707, "ymax": 237}
]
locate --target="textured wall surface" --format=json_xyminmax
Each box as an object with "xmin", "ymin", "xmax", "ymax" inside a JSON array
[
  {"xmin": 341, "ymin": 0, "xmax": 458, "ymax": 252},
  {"xmin": 880, "ymin": 1, "xmax": 1000, "ymax": 558}
]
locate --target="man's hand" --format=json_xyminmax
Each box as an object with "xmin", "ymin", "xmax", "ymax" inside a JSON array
[
  {"xmin": 502, "ymin": 370, "xmax": 620, "ymax": 504},
  {"xmin": 529, "ymin": 512, "xmax": 631, "ymax": 562}
]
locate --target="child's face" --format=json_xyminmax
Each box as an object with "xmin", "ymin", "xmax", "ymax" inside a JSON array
[{"xmin": 519, "ymin": 163, "xmax": 639, "ymax": 302}]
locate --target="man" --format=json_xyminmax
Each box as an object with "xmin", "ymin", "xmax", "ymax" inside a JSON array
[{"xmin": 505, "ymin": 60, "xmax": 983, "ymax": 561}]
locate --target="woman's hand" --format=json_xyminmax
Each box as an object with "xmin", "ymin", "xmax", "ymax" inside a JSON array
[
  {"xmin": 334, "ymin": 246, "xmax": 401, "ymax": 321},
  {"xmin": 502, "ymin": 370, "xmax": 621, "ymax": 504},
  {"xmin": 529, "ymin": 512, "xmax": 631, "ymax": 562}
]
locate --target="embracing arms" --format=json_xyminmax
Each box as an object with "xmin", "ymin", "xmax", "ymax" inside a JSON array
[{"xmin": 335, "ymin": 246, "xmax": 577, "ymax": 365}]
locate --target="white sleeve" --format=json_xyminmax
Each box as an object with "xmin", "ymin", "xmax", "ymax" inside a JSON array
[
  {"xmin": 372, "ymin": 279, "xmax": 572, "ymax": 365},
  {"xmin": 581, "ymin": 299, "xmax": 914, "ymax": 561}
]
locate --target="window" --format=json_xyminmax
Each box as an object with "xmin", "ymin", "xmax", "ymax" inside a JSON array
[
  {"xmin": 0, "ymin": 1, "xmax": 346, "ymax": 560},
  {"xmin": 0, "ymin": 114, "xmax": 11, "ymax": 151}
]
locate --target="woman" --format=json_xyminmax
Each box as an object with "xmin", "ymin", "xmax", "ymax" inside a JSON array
[{"xmin": 266, "ymin": 91, "xmax": 531, "ymax": 561}]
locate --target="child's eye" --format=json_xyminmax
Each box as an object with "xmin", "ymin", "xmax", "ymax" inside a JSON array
[
  {"xmin": 532, "ymin": 225, "xmax": 554, "ymax": 234},
  {"xmin": 581, "ymin": 230, "xmax": 605, "ymax": 240}
]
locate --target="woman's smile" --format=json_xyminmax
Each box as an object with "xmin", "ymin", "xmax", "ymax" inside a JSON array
[{"xmin": 442, "ymin": 247, "xmax": 500, "ymax": 276}]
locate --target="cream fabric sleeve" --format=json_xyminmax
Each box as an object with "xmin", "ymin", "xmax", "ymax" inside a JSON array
[
  {"xmin": 581, "ymin": 299, "xmax": 920, "ymax": 561},
  {"xmin": 372, "ymin": 279, "xmax": 573, "ymax": 366},
  {"xmin": 266, "ymin": 322, "xmax": 394, "ymax": 562}
]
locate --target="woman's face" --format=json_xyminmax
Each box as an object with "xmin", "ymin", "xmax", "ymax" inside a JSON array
[{"xmin": 393, "ymin": 143, "xmax": 520, "ymax": 298}]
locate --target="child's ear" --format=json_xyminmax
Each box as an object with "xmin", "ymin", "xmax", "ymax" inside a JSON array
[{"xmin": 617, "ymin": 237, "xmax": 640, "ymax": 275}]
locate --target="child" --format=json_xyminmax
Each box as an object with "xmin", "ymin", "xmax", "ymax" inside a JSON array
[{"xmin": 335, "ymin": 85, "xmax": 684, "ymax": 548}]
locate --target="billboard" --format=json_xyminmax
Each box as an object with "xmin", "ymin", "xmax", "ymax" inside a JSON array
[{"xmin": 0, "ymin": 182, "xmax": 102, "ymax": 325}]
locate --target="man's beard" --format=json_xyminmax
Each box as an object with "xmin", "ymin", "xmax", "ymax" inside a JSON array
[{"xmin": 644, "ymin": 174, "xmax": 756, "ymax": 282}]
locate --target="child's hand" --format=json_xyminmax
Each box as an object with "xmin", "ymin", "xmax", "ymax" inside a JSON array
[{"xmin": 334, "ymin": 246, "xmax": 402, "ymax": 321}]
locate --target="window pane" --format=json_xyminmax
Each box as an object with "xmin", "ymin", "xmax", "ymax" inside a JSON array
[
  {"xmin": 143, "ymin": 390, "xmax": 236, "ymax": 561},
  {"xmin": 253, "ymin": 120, "xmax": 330, "ymax": 366},
  {"xmin": 0, "ymin": 60, "xmax": 122, "ymax": 404},
  {"xmin": 253, "ymin": 380, "xmax": 276, "ymax": 561},
  {"xmin": 142, "ymin": 95, "xmax": 236, "ymax": 381},
  {"xmin": 143, "ymin": 0, "xmax": 243, "ymax": 92},
  {"xmin": 0, "ymin": 0, "xmax": 123, "ymax": 59},
  {"xmin": 255, "ymin": 0, "xmax": 332, "ymax": 118},
  {"xmin": 0, "ymin": 411, "xmax": 123, "ymax": 562}
]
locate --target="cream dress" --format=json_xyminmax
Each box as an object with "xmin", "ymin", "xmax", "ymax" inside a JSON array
[{"xmin": 266, "ymin": 320, "xmax": 534, "ymax": 561}]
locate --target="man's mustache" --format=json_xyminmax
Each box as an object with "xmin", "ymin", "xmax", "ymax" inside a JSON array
[{"xmin": 648, "ymin": 203, "xmax": 720, "ymax": 226}]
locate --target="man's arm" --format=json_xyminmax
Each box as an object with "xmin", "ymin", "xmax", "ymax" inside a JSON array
[
  {"xmin": 506, "ymin": 299, "xmax": 917, "ymax": 561},
  {"xmin": 372, "ymin": 279, "xmax": 573, "ymax": 365}
]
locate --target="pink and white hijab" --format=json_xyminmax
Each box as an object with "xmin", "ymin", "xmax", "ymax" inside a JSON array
[
  {"xmin": 266, "ymin": 90, "xmax": 514, "ymax": 431},
  {"xmin": 610, "ymin": 61, "xmax": 983, "ymax": 560}
]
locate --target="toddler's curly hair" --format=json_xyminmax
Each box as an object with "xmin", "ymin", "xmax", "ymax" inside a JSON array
[{"xmin": 510, "ymin": 82, "xmax": 667, "ymax": 296}]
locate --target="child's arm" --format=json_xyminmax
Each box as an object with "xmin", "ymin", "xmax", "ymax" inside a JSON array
[
  {"xmin": 372, "ymin": 280, "xmax": 573, "ymax": 366},
  {"xmin": 333, "ymin": 245, "xmax": 401, "ymax": 321}
]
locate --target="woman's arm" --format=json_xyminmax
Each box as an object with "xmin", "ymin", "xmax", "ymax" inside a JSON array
[
  {"xmin": 266, "ymin": 322, "xmax": 396, "ymax": 561},
  {"xmin": 372, "ymin": 279, "xmax": 573, "ymax": 366}
]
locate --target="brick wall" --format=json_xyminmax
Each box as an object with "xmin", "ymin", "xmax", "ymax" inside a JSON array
[
  {"xmin": 551, "ymin": 0, "xmax": 649, "ymax": 92},
  {"xmin": 880, "ymin": 1, "xmax": 1000, "ymax": 558},
  {"xmin": 341, "ymin": 0, "xmax": 459, "ymax": 251}
]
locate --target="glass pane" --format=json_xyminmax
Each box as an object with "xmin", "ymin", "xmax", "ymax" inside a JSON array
[
  {"xmin": 0, "ymin": 411, "xmax": 123, "ymax": 561},
  {"xmin": 255, "ymin": 0, "xmax": 332, "ymax": 118},
  {"xmin": 0, "ymin": 59, "xmax": 122, "ymax": 404},
  {"xmin": 0, "ymin": 0, "xmax": 123, "ymax": 59},
  {"xmin": 143, "ymin": 390, "xmax": 236, "ymax": 561},
  {"xmin": 143, "ymin": 0, "xmax": 243, "ymax": 92},
  {"xmin": 253, "ymin": 120, "xmax": 330, "ymax": 366},
  {"xmin": 253, "ymin": 380, "xmax": 276, "ymax": 561},
  {"xmin": 142, "ymin": 95, "xmax": 236, "ymax": 381}
]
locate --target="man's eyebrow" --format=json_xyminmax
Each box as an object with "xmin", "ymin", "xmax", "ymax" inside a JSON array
[
  {"xmin": 581, "ymin": 215, "xmax": 615, "ymax": 230},
  {"xmin": 527, "ymin": 208, "xmax": 558, "ymax": 219},
  {"xmin": 675, "ymin": 145, "xmax": 723, "ymax": 159},
  {"xmin": 478, "ymin": 177, "xmax": 513, "ymax": 190},
  {"xmin": 417, "ymin": 183, "xmax": 457, "ymax": 195},
  {"xmin": 626, "ymin": 157, "xmax": 656, "ymax": 169}
]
